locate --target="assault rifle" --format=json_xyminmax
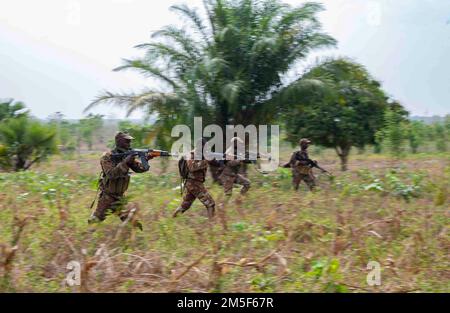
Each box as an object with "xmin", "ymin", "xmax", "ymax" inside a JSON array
[
  {"xmin": 283, "ymin": 154, "xmax": 331, "ymax": 175},
  {"xmin": 307, "ymin": 160, "xmax": 332, "ymax": 175},
  {"xmin": 111, "ymin": 149, "xmax": 174, "ymax": 171},
  {"xmin": 204, "ymin": 151, "xmax": 271, "ymax": 164}
]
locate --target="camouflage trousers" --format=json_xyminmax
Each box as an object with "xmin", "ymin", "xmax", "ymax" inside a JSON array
[
  {"xmin": 219, "ymin": 173, "xmax": 251, "ymax": 196},
  {"xmin": 180, "ymin": 179, "xmax": 215, "ymax": 215},
  {"xmin": 292, "ymin": 171, "xmax": 316, "ymax": 191},
  {"xmin": 93, "ymin": 191, "xmax": 135, "ymax": 221},
  {"xmin": 209, "ymin": 164, "xmax": 223, "ymax": 185}
]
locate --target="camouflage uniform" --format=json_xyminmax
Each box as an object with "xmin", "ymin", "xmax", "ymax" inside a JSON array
[
  {"xmin": 175, "ymin": 152, "xmax": 215, "ymax": 218},
  {"xmin": 208, "ymin": 162, "xmax": 223, "ymax": 184},
  {"xmin": 218, "ymin": 159, "xmax": 251, "ymax": 196},
  {"xmin": 286, "ymin": 139, "xmax": 316, "ymax": 191},
  {"xmin": 92, "ymin": 147, "xmax": 149, "ymax": 221}
]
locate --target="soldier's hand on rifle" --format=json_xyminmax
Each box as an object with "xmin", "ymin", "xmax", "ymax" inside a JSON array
[
  {"xmin": 146, "ymin": 153, "xmax": 154, "ymax": 160},
  {"xmin": 124, "ymin": 153, "xmax": 137, "ymax": 165}
]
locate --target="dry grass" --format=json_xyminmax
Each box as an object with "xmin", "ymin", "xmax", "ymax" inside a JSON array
[{"xmin": 0, "ymin": 150, "xmax": 448, "ymax": 292}]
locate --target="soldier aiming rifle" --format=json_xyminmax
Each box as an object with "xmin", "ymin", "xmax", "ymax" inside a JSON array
[{"xmin": 88, "ymin": 132, "xmax": 172, "ymax": 229}]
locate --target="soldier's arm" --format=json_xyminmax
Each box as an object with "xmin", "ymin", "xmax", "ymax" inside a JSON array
[
  {"xmin": 128, "ymin": 158, "xmax": 149, "ymax": 173},
  {"xmin": 100, "ymin": 154, "xmax": 129, "ymax": 178},
  {"xmin": 225, "ymin": 159, "xmax": 241, "ymax": 167},
  {"xmin": 208, "ymin": 159, "xmax": 223, "ymax": 167},
  {"xmin": 187, "ymin": 159, "xmax": 208, "ymax": 172},
  {"xmin": 288, "ymin": 152, "xmax": 301, "ymax": 167}
]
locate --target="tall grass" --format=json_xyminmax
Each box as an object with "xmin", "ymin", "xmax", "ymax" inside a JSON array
[{"xmin": 0, "ymin": 153, "xmax": 448, "ymax": 292}]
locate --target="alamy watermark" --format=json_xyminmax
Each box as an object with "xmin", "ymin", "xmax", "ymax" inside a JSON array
[
  {"xmin": 170, "ymin": 117, "xmax": 280, "ymax": 171},
  {"xmin": 66, "ymin": 260, "xmax": 81, "ymax": 286},
  {"xmin": 366, "ymin": 261, "xmax": 381, "ymax": 286}
]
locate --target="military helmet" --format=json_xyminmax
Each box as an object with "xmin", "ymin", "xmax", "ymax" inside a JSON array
[
  {"xmin": 115, "ymin": 131, "xmax": 134, "ymax": 142},
  {"xmin": 299, "ymin": 138, "xmax": 312, "ymax": 146}
]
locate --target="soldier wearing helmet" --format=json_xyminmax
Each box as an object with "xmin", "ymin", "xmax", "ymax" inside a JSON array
[
  {"xmin": 218, "ymin": 136, "xmax": 251, "ymax": 197},
  {"xmin": 88, "ymin": 131, "xmax": 152, "ymax": 229},
  {"xmin": 284, "ymin": 138, "xmax": 316, "ymax": 191}
]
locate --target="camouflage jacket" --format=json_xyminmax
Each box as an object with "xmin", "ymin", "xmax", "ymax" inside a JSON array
[
  {"xmin": 99, "ymin": 147, "xmax": 148, "ymax": 195},
  {"xmin": 220, "ymin": 158, "xmax": 243, "ymax": 177},
  {"xmin": 186, "ymin": 157, "xmax": 209, "ymax": 183},
  {"xmin": 288, "ymin": 149, "xmax": 312, "ymax": 174}
]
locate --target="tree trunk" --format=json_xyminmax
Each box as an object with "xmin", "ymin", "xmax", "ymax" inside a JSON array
[
  {"xmin": 335, "ymin": 145, "xmax": 351, "ymax": 171},
  {"xmin": 14, "ymin": 156, "xmax": 26, "ymax": 171}
]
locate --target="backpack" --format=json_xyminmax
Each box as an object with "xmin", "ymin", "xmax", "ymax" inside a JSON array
[{"xmin": 178, "ymin": 156, "xmax": 189, "ymax": 179}]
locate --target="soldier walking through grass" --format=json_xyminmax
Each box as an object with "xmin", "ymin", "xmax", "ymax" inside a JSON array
[
  {"xmin": 172, "ymin": 138, "xmax": 215, "ymax": 219},
  {"xmin": 284, "ymin": 138, "xmax": 316, "ymax": 191},
  {"xmin": 88, "ymin": 131, "xmax": 152, "ymax": 230}
]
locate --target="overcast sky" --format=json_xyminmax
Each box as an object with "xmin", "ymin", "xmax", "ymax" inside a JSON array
[{"xmin": 0, "ymin": 0, "xmax": 449, "ymax": 119}]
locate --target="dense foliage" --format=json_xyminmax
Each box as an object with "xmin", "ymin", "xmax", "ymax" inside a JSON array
[{"xmin": 86, "ymin": 0, "xmax": 336, "ymax": 135}]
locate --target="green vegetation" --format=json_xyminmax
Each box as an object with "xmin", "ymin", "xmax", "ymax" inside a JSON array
[
  {"xmin": 0, "ymin": 98, "xmax": 28, "ymax": 121},
  {"xmin": 0, "ymin": 116, "xmax": 58, "ymax": 171},
  {"xmin": 0, "ymin": 0, "xmax": 448, "ymax": 294},
  {"xmin": 0, "ymin": 149, "xmax": 448, "ymax": 292},
  {"xmin": 86, "ymin": 0, "xmax": 335, "ymax": 131},
  {"xmin": 283, "ymin": 58, "xmax": 397, "ymax": 171},
  {"xmin": 78, "ymin": 114, "xmax": 104, "ymax": 151}
]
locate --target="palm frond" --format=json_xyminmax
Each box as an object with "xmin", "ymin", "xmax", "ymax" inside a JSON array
[
  {"xmin": 169, "ymin": 4, "xmax": 211, "ymax": 46},
  {"xmin": 277, "ymin": 2, "xmax": 324, "ymax": 31},
  {"xmin": 114, "ymin": 58, "xmax": 179, "ymax": 89},
  {"xmin": 150, "ymin": 25, "xmax": 202, "ymax": 58},
  {"xmin": 86, "ymin": 90, "xmax": 182, "ymax": 117}
]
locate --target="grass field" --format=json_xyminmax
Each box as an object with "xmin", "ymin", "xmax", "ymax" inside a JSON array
[{"xmin": 0, "ymin": 148, "xmax": 448, "ymax": 292}]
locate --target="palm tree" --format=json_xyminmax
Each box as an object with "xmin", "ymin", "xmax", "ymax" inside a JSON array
[
  {"xmin": 0, "ymin": 98, "xmax": 28, "ymax": 121},
  {"xmin": 85, "ymin": 0, "xmax": 336, "ymax": 134},
  {"xmin": 0, "ymin": 117, "xmax": 57, "ymax": 171}
]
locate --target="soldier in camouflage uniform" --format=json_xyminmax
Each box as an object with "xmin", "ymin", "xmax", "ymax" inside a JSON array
[
  {"xmin": 285, "ymin": 138, "xmax": 316, "ymax": 191},
  {"xmin": 88, "ymin": 132, "xmax": 152, "ymax": 229},
  {"xmin": 172, "ymin": 139, "xmax": 215, "ymax": 219},
  {"xmin": 219, "ymin": 137, "xmax": 251, "ymax": 197}
]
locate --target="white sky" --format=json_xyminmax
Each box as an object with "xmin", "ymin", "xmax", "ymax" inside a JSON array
[{"xmin": 0, "ymin": 0, "xmax": 449, "ymax": 119}]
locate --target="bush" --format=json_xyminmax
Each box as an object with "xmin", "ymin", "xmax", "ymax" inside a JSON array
[{"xmin": 0, "ymin": 117, "xmax": 58, "ymax": 171}]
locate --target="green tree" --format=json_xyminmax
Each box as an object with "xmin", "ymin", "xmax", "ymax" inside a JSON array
[
  {"xmin": 117, "ymin": 121, "xmax": 152, "ymax": 147},
  {"xmin": 0, "ymin": 116, "xmax": 58, "ymax": 171},
  {"xmin": 445, "ymin": 114, "xmax": 450, "ymax": 134},
  {"xmin": 86, "ymin": 0, "xmax": 335, "ymax": 137},
  {"xmin": 434, "ymin": 122, "xmax": 448, "ymax": 152},
  {"xmin": 375, "ymin": 108, "xmax": 409, "ymax": 158},
  {"xmin": 283, "ymin": 58, "xmax": 398, "ymax": 171},
  {"xmin": 407, "ymin": 120, "xmax": 426, "ymax": 153},
  {"xmin": 78, "ymin": 114, "xmax": 104, "ymax": 150},
  {"xmin": 0, "ymin": 99, "xmax": 28, "ymax": 121}
]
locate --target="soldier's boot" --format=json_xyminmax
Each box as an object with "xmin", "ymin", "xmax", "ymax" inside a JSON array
[
  {"xmin": 172, "ymin": 207, "xmax": 186, "ymax": 218},
  {"xmin": 118, "ymin": 207, "xmax": 144, "ymax": 231},
  {"xmin": 88, "ymin": 214, "xmax": 101, "ymax": 224},
  {"xmin": 117, "ymin": 214, "xmax": 143, "ymax": 231},
  {"xmin": 88, "ymin": 212, "xmax": 105, "ymax": 224}
]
